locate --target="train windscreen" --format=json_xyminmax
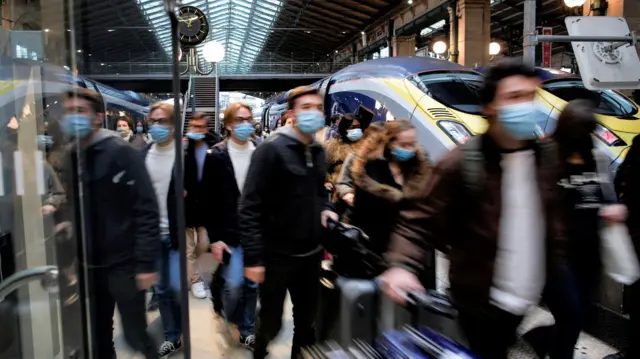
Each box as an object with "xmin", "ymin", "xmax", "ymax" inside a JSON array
[{"xmin": 418, "ymin": 72, "xmax": 484, "ymax": 116}]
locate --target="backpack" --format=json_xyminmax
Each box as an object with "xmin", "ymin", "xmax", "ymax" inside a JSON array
[{"xmin": 460, "ymin": 135, "xmax": 558, "ymax": 198}]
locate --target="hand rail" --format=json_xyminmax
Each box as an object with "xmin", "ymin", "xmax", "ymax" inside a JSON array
[
  {"xmin": 181, "ymin": 77, "xmax": 191, "ymax": 133},
  {"xmin": 0, "ymin": 266, "xmax": 58, "ymax": 301}
]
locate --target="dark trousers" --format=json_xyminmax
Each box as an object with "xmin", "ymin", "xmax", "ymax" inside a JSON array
[
  {"xmin": 89, "ymin": 267, "xmax": 158, "ymax": 359},
  {"xmin": 254, "ymin": 255, "xmax": 321, "ymax": 359},
  {"xmin": 626, "ymin": 279, "xmax": 640, "ymax": 358},
  {"xmin": 457, "ymin": 303, "xmax": 523, "ymax": 359}
]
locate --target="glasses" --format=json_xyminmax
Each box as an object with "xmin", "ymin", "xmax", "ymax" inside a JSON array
[{"xmin": 148, "ymin": 118, "xmax": 170, "ymax": 126}]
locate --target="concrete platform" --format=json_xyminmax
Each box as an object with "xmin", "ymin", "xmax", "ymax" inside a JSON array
[{"xmin": 110, "ymin": 252, "xmax": 619, "ymax": 359}]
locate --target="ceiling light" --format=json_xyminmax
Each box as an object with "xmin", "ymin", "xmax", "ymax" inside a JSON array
[
  {"xmin": 408, "ymin": 0, "xmax": 413, "ymax": 4},
  {"xmin": 44, "ymin": 29, "xmax": 50, "ymax": 32},
  {"xmin": 108, "ymin": 29, "xmax": 115, "ymax": 32},
  {"xmin": 361, "ymin": 31, "xmax": 365, "ymax": 35},
  {"xmin": 305, "ymin": 30, "xmax": 311, "ymax": 34},
  {"xmin": 66, "ymin": 29, "xmax": 71, "ymax": 32},
  {"xmin": 335, "ymin": 50, "xmax": 338, "ymax": 53},
  {"xmin": 342, "ymin": 31, "xmax": 346, "ymax": 34},
  {"xmin": 100, "ymin": 63, "xmax": 105, "ymax": 66},
  {"xmin": 77, "ymin": 50, "xmax": 82, "ymax": 53},
  {"xmin": 432, "ymin": 40, "xmax": 447, "ymax": 55},
  {"xmin": 489, "ymin": 42, "xmax": 501, "ymax": 56}
]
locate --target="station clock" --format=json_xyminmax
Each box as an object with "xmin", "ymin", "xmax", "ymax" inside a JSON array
[{"xmin": 177, "ymin": 6, "xmax": 209, "ymax": 46}]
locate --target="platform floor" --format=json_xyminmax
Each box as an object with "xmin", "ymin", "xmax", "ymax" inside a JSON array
[{"xmin": 111, "ymin": 253, "xmax": 619, "ymax": 359}]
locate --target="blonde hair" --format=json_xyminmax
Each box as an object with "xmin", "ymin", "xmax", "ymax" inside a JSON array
[
  {"xmin": 223, "ymin": 102, "xmax": 252, "ymax": 128},
  {"xmin": 149, "ymin": 102, "xmax": 175, "ymax": 124}
]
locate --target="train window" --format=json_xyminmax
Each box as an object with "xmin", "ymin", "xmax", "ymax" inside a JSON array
[
  {"xmin": 543, "ymin": 80, "xmax": 639, "ymax": 118},
  {"xmin": 418, "ymin": 72, "xmax": 483, "ymax": 115}
]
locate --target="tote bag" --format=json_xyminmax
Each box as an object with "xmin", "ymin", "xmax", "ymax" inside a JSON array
[{"xmin": 595, "ymin": 150, "xmax": 640, "ymax": 285}]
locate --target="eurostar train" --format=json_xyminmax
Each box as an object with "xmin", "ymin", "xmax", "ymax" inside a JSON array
[{"xmin": 0, "ymin": 57, "xmax": 151, "ymax": 132}]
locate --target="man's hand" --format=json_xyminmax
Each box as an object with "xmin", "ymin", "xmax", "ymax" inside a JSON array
[
  {"xmin": 600, "ymin": 204, "xmax": 628, "ymax": 224},
  {"xmin": 135, "ymin": 272, "xmax": 158, "ymax": 291},
  {"xmin": 244, "ymin": 266, "xmax": 265, "ymax": 284},
  {"xmin": 379, "ymin": 267, "xmax": 425, "ymax": 304},
  {"xmin": 342, "ymin": 193, "xmax": 355, "ymax": 207},
  {"xmin": 324, "ymin": 182, "xmax": 334, "ymax": 192},
  {"xmin": 54, "ymin": 221, "xmax": 73, "ymax": 240},
  {"xmin": 321, "ymin": 210, "xmax": 339, "ymax": 228},
  {"xmin": 211, "ymin": 241, "xmax": 231, "ymax": 263},
  {"xmin": 42, "ymin": 204, "xmax": 57, "ymax": 216}
]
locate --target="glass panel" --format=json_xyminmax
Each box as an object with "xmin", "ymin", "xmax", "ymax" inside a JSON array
[{"xmin": 0, "ymin": 1, "xmax": 88, "ymax": 358}]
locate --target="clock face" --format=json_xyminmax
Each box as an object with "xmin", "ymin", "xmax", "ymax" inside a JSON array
[{"xmin": 178, "ymin": 6, "xmax": 209, "ymax": 46}]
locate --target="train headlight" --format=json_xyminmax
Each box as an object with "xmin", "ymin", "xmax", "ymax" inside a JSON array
[
  {"xmin": 438, "ymin": 120, "xmax": 473, "ymax": 144},
  {"xmin": 594, "ymin": 123, "xmax": 627, "ymax": 147}
]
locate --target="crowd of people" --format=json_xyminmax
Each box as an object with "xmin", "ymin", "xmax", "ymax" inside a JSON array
[{"xmin": 3, "ymin": 57, "xmax": 640, "ymax": 359}]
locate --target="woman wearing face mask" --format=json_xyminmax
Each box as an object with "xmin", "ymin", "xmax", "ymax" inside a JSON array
[
  {"xmin": 334, "ymin": 119, "xmax": 431, "ymax": 278},
  {"xmin": 116, "ymin": 116, "xmax": 147, "ymax": 150},
  {"xmin": 135, "ymin": 120, "xmax": 153, "ymax": 145},
  {"xmin": 522, "ymin": 99, "xmax": 628, "ymax": 359},
  {"xmin": 324, "ymin": 114, "xmax": 365, "ymax": 203}
]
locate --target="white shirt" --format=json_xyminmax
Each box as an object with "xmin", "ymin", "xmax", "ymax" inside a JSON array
[
  {"xmin": 145, "ymin": 142, "xmax": 176, "ymax": 233},
  {"xmin": 490, "ymin": 150, "xmax": 546, "ymax": 315},
  {"xmin": 228, "ymin": 140, "xmax": 255, "ymax": 194}
]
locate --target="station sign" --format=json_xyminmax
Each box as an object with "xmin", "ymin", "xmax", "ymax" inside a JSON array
[{"xmin": 542, "ymin": 27, "xmax": 553, "ymax": 68}]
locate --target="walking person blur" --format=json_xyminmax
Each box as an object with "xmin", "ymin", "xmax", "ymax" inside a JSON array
[
  {"xmin": 210, "ymin": 102, "xmax": 260, "ymax": 349},
  {"xmin": 59, "ymin": 89, "xmax": 159, "ymax": 359},
  {"xmin": 607, "ymin": 134, "xmax": 640, "ymax": 359},
  {"xmin": 116, "ymin": 116, "xmax": 147, "ymax": 150},
  {"xmin": 380, "ymin": 59, "xmax": 565, "ymax": 359},
  {"xmin": 184, "ymin": 113, "xmax": 216, "ymax": 299},
  {"xmin": 143, "ymin": 102, "xmax": 184, "ymax": 357},
  {"xmin": 522, "ymin": 100, "xmax": 628, "ymax": 358},
  {"xmin": 239, "ymin": 86, "xmax": 338, "ymax": 359}
]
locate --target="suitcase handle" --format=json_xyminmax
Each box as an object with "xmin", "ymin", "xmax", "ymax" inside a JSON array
[{"xmin": 405, "ymin": 290, "xmax": 457, "ymax": 321}]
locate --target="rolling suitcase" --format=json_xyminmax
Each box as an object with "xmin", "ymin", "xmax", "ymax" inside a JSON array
[
  {"xmin": 335, "ymin": 277, "xmax": 379, "ymax": 348},
  {"xmin": 375, "ymin": 291, "xmax": 478, "ymax": 359}
]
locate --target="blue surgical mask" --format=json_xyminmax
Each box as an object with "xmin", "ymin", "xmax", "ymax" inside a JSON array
[
  {"xmin": 498, "ymin": 101, "xmax": 544, "ymax": 140},
  {"xmin": 136, "ymin": 126, "xmax": 144, "ymax": 133},
  {"xmin": 186, "ymin": 132, "xmax": 205, "ymax": 141},
  {"xmin": 346, "ymin": 128, "xmax": 363, "ymax": 142},
  {"xmin": 148, "ymin": 124, "xmax": 171, "ymax": 143},
  {"xmin": 62, "ymin": 114, "xmax": 93, "ymax": 139},
  {"xmin": 391, "ymin": 147, "xmax": 416, "ymax": 162},
  {"xmin": 233, "ymin": 122, "xmax": 254, "ymax": 141},
  {"xmin": 296, "ymin": 110, "xmax": 325, "ymax": 135}
]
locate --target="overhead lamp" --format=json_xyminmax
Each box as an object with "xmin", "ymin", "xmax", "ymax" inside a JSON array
[
  {"xmin": 361, "ymin": 31, "xmax": 365, "ymax": 35},
  {"xmin": 202, "ymin": 40, "xmax": 225, "ymax": 63},
  {"xmin": 108, "ymin": 29, "xmax": 115, "ymax": 32},
  {"xmin": 335, "ymin": 50, "xmax": 338, "ymax": 53},
  {"xmin": 564, "ymin": 0, "xmax": 585, "ymax": 7},
  {"xmin": 432, "ymin": 40, "xmax": 447, "ymax": 55},
  {"xmin": 408, "ymin": 0, "xmax": 413, "ymax": 4},
  {"xmin": 44, "ymin": 29, "xmax": 50, "ymax": 32},
  {"xmin": 77, "ymin": 49, "xmax": 82, "ymax": 53},
  {"xmin": 489, "ymin": 42, "xmax": 501, "ymax": 56}
]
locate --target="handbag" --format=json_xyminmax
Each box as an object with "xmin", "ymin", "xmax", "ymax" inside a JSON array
[{"xmin": 594, "ymin": 150, "xmax": 640, "ymax": 285}]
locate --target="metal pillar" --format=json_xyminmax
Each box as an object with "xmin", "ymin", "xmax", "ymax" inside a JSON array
[
  {"xmin": 523, "ymin": 0, "xmax": 536, "ymax": 66},
  {"xmin": 214, "ymin": 62, "xmax": 220, "ymax": 134}
]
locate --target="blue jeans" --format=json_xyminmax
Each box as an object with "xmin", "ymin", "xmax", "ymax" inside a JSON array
[
  {"xmin": 156, "ymin": 234, "xmax": 182, "ymax": 342},
  {"xmin": 222, "ymin": 246, "xmax": 258, "ymax": 337}
]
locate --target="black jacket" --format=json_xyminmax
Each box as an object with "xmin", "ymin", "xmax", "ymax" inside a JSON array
[
  {"xmin": 184, "ymin": 139, "xmax": 216, "ymax": 228},
  {"xmin": 239, "ymin": 127, "xmax": 331, "ymax": 267},
  {"xmin": 208, "ymin": 141, "xmax": 246, "ymax": 247},
  {"xmin": 63, "ymin": 130, "xmax": 160, "ymax": 273},
  {"xmin": 142, "ymin": 143, "xmax": 185, "ymax": 250}
]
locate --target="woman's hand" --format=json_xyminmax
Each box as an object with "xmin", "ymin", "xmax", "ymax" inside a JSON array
[
  {"xmin": 324, "ymin": 182, "xmax": 334, "ymax": 192},
  {"xmin": 599, "ymin": 204, "xmax": 628, "ymax": 224},
  {"xmin": 342, "ymin": 193, "xmax": 355, "ymax": 207}
]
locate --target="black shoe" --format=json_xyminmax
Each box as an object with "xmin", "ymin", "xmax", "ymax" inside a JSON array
[
  {"xmin": 604, "ymin": 353, "xmax": 626, "ymax": 359},
  {"xmin": 147, "ymin": 292, "xmax": 159, "ymax": 312},
  {"xmin": 240, "ymin": 334, "xmax": 255, "ymax": 350},
  {"xmin": 521, "ymin": 325, "xmax": 554, "ymax": 358},
  {"xmin": 158, "ymin": 340, "xmax": 182, "ymax": 357}
]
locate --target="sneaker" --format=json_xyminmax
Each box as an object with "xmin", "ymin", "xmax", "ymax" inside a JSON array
[
  {"xmin": 158, "ymin": 340, "xmax": 182, "ymax": 357},
  {"xmin": 240, "ymin": 334, "xmax": 255, "ymax": 350},
  {"xmin": 147, "ymin": 292, "xmax": 159, "ymax": 312},
  {"xmin": 190, "ymin": 281, "xmax": 207, "ymax": 299}
]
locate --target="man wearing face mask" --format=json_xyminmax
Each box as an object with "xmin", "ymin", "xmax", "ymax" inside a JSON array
[
  {"xmin": 209, "ymin": 102, "xmax": 260, "ymax": 349},
  {"xmin": 59, "ymin": 90, "xmax": 160, "ymax": 359},
  {"xmin": 380, "ymin": 59, "xmax": 565, "ymax": 359},
  {"xmin": 239, "ymin": 86, "xmax": 338, "ymax": 359},
  {"xmin": 143, "ymin": 102, "xmax": 185, "ymax": 357},
  {"xmin": 183, "ymin": 113, "xmax": 216, "ymax": 299}
]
